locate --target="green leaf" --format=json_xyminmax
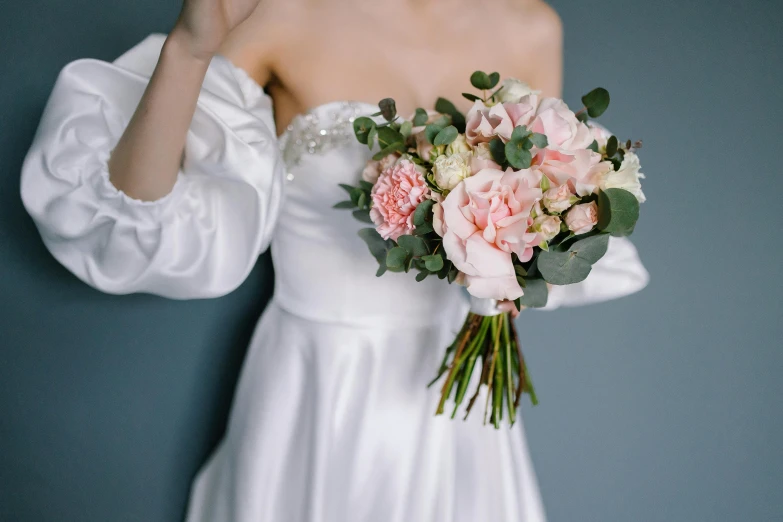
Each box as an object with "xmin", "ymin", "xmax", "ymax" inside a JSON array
[
  {"xmin": 447, "ymin": 265, "xmax": 459, "ymax": 283},
  {"xmin": 518, "ymin": 278, "xmax": 549, "ymax": 308},
  {"xmin": 487, "ymin": 72, "xmax": 500, "ymax": 89},
  {"xmin": 529, "ymin": 132, "xmax": 548, "ymax": 149},
  {"xmin": 378, "ymin": 98, "xmax": 397, "ymax": 121},
  {"xmin": 339, "ymin": 183, "xmax": 355, "ymax": 195},
  {"xmin": 597, "ymin": 188, "xmax": 640, "ymax": 236},
  {"xmin": 413, "ymin": 198, "xmax": 435, "ymax": 227},
  {"xmin": 505, "ymin": 140, "xmax": 532, "ymax": 169},
  {"xmin": 352, "ymin": 209, "xmax": 373, "ymax": 224},
  {"xmin": 576, "ymin": 111, "xmax": 589, "ymax": 123},
  {"xmin": 462, "ymin": 92, "xmax": 482, "ymax": 102},
  {"xmin": 353, "ymin": 117, "xmax": 376, "ymax": 144},
  {"xmin": 349, "ymin": 188, "xmax": 362, "ymax": 205},
  {"xmin": 357, "ymin": 228, "xmax": 391, "ymax": 264},
  {"xmin": 412, "ymin": 108, "xmax": 429, "ymax": 127},
  {"xmin": 386, "ymin": 246, "xmax": 409, "ymax": 269},
  {"xmin": 514, "ymin": 264, "xmax": 528, "ymax": 277},
  {"xmin": 372, "ymin": 142, "xmax": 405, "ymax": 161},
  {"xmin": 397, "ymin": 235, "xmax": 429, "ymax": 257},
  {"xmin": 516, "ymin": 275, "xmax": 527, "ymax": 288},
  {"xmin": 489, "ymin": 138, "xmax": 507, "ymax": 165},
  {"xmin": 358, "ymin": 180, "xmax": 374, "ymax": 192},
  {"xmin": 433, "ymin": 125, "xmax": 459, "ymax": 146},
  {"xmin": 605, "ymin": 135, "xmax": 618, "ymax": 157},
  {"xmin": 366, "ymin": 125, "xmax": 378, "ymax": 150},
  {"xmin": 538, "ymin": 233, "xmax": 610, "ymax": 285},
  {"xmin": 424, "ymin": 124, "xmax": 444, "ymax": 145},
  {"xmin": 413, "ymin": 223, "xmax": 434, "ymax": 236},
  {"xmin": 513, "ymin": 297, "xmax": 522, "ymax": 311},
  {"xmin": 581, "ymin": 87, "xmax": 610, "ymax": 118},
  {"xmin": 422, "ymin": 254, "xmax": 444, "ymax": 272},
  {"xmin": 435, "ymin": 97, "xmax": 459, "ymax": 117},
  {"xmin": 400, "ymin": 120, "xmax": 413, "ymax": 139},
  {"xmin": 510, "ymin": 126, "xmax": 531, "ymax": 142},
  {"xmin": 333, "ymin": 200, "xmax": 355, "ymax": 209},
  {"xmin": 377, "ymin": 126, "xmax": 404, "ymax": 149},
  {"xmin": 356, "ymin": 192, "xmax": 367, "ymax": 209},
  {"xmin": 540, "ymin": 175, "xmax": 551, "ymax": 193},
  {"xmin": 415, "ymin": 271, "xmax": 429, "ymax": 282},
  {"xmin": 470, "ymin": 71, "xmax": 493, "ymax": 90},
  {"xmin": 587, "ymin": 140, "xmax": 599, "ymax": 153}
]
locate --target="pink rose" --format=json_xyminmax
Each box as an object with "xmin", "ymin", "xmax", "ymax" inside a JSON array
[
  {"xmin": 370, "ymin": 159, "xmax": 430, "ymax": 241},
  {"xmin": 464, "ymin": 101, "xmax": 515, "ymax": 146},
  {"xmin": 565, "ymin": 202, "xmax": 599, "ymax": 235},
  {"xmin": 532, "ymin": 213, "xmax": 562, "ymax": 242},
  {"xmin": 535, "ymin": 148, "xmax": 612, "ymax": 197},
  {"xmin": 542, "ymin": 183, "xmax": 578, "ymax": 213},
  {"xmin": 529, "ymin": 98, "xmax": 593, "ymax": 150},
  {"xmin": 440, "ymin": 167, "xmax": 542, "ymax": 300}
]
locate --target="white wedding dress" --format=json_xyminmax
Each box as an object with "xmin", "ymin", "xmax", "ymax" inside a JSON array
[{"xmin": 21, "ymin": 34, "xmax": 649, "ymax": 522}]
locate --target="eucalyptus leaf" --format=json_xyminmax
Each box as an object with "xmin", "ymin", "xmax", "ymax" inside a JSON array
[
  {"xmin": 377, "ymin": 126, "xmax": 404, "ymax": 149},
  {"xmin": 353, "ymin": 117, "xmax": 376, "ymax": 144},
  {"xmin": 356, "ymin": 192, "xmax": 367, "ymax": 209},
  {"xmin": 352, "ymin": 209, "xmax": 373, "ymax": 224},
  {"xmin": 400, "ymin": 120, "xmax": 413, "ymax": 139},
  {"xmin": 487, "ymin": 72, "xmax": 500, "ymax": 89},
  {"xmin": 415, "ymin": 271, "xmax": 429, "ymax": 282},
  {"xmin": 422, "ymin": 254, "xmax": 444, "ymax": 272},
  {"xmin": 576, "ymin": 111, "xmax": 589, "ymax": 123},
  {"xmin": 366, "ymin": 125, "xmax": 378, "ymax": 150},
  {"xmin": 386, "ymin": 246, "xmax": 409, "ymax": 269},
  {"xmin": 462, "ymin": 92, "xmax": 482, "ymax": 102},
  {"xmin": 529, "ymin": 133, "xmax": 548, "ymax": 149},
  {"xmin": 434, "ymin": 97, "xmax": 459, "ymax": 117},
  {"xmin": 518, "ymin": 278, "xmax": 549, "ymax": 308},
  {"xmin": 378, "ymin": 98, "xmax": 397, "ymax": 121},
  {"xmin": 605, "ymin": 135, "xmax": 618, "ymax": 158},
  {"xmin": 581, "ymin": 87, "xmax": 610, "ymax": 118},
  {"xmin": 597, "ymin": 188, "xmax": 640, "ymax": 236},
  {"xmin": 514, "ymin": 264, "xmax": 528, "ymax": 277},
  {"xmin": 339, "ymin": 183, "xmax": 355, "ymax": 195},
  {"xmin": 372, "ymin": 142, "xmax": 405, "ymax": 161},
  {"xmin": 433, "ymin": 126, "xmax": 459, "ymax": 146},
  {"xmin": 333, "ymin": 200, "xmax": 355, "ymax": 209},
  {"xmin": 489, "ymin": 138, "xmax": 507, "ymax": 166},
  {"xmin": 538, "ymin": 233, "xmax": 610, "ymax": 285},
  {"xmin": 470, "ymin": 71, "xmax": 492, "ymax": 90},
  {"xmin": 397, "ymin": 235, "xmax": 429, "ymax": 257},
  {"xmin": 413, "ymin": 198, "xmax": 435, "ymax": 226},
  {"xmin": 505, "ymin": 141, "xmax": 533, "ymax": 169},
  {"xmin": 411, "ymin": 108, "xmax": 427, "ymax": 127},
  {"xmin": 413, "ymin": 223, "xmax": 434, "ymax": 236},
  {"xmin": 424, "ymin": 124, "xmax": 444, "ymax": 145},
  {"xmin": 357, "ymin": 228, "xmax": 391, "ymax": 263},
  {"xmin": 359, "ymin": 180, "xmax": 374, "ymax": 192},
  {"xmin": 587, "ymin": 140, "xmax": 599, "ymax": 153}
]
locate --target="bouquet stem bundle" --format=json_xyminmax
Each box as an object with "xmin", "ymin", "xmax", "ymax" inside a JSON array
[{"xmin": 429, "ymin": 310, "xmax": 537, "ymax": 428}]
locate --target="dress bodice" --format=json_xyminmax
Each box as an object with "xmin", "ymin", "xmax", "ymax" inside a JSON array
[{"xmin": 271, "ymin": 101, "xmax": 466, "ymax": 327}]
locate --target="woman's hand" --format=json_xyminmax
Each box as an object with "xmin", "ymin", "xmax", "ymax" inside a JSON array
[{"xmin": 172, "ymin": 0, "xmax": 262, "ymax": 61}]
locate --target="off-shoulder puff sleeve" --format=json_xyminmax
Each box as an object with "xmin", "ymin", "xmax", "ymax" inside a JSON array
[
  {"xmin": 541, "ymin": 236, "xmax": 650, "ymax": 310},
  {"xmin": 20, "ymin": 34, "xmax": 284, "ymax": 299}
]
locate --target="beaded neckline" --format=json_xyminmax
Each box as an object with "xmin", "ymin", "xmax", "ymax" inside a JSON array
[{"xmin": 279, "ymin": 101, "xmax": 379, "ymax": 173}]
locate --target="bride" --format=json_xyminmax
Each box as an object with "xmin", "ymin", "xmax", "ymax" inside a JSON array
[{"xmin": 20, "ymin": 0, "xmax": 649, "ymax": 520}]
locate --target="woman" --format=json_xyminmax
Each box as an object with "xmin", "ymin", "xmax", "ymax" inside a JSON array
[{"xmin": 20, "ymin": 0, "xmax": 649, "ymax": 520}]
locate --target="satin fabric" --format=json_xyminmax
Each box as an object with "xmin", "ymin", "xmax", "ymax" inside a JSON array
[{"xmin": 21, "ymin": 34, "xmax": 649, "ymax": 522}]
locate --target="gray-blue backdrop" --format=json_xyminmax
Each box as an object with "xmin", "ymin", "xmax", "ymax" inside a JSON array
[{"xmin": 1, "ymin": 1, "xmax": 781, "ymax": 521}]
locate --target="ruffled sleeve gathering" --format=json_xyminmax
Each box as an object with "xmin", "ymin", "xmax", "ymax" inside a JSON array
[
  {"xmin": 20, "ymin": 34, "xmax": 284, "ymax": 299},
  {"xmin": 542, "ymin": 236, "xmax": 650, "ymax": 310}
]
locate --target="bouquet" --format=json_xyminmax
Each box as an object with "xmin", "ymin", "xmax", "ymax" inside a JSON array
[{"xmin": 336, "ymin": 71, "xmax": 645, "ymax": 428}]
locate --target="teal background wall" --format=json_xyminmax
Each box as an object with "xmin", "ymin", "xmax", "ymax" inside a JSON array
[{"xmin": 1, "ymin": 1, "xmax": 781, "ymax": 521}]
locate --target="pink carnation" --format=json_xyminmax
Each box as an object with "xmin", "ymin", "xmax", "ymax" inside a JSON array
[
  {"xmin": 370, "ymin": 159, "xmax": 430, "ymax": 241},
  {"xmin": 440, "ymin": 167, "xmax": 542, "ymax": 300}
]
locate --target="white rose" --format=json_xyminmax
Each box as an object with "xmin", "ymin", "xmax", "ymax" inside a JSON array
[
  {"xmin": 596, "ymin": 151, "xmax": 646, "ymax": 203},
  {"xmin": 532, "ymin": 214, "xmax": 562, "ymax": 242},
  {"xmin": 472, "ymin": 142, "xmax": 493, "ymax": 160},
  {"xmin": 542, "ymin": 184, "xmax": 579, "ymax": 213},
  {"xmin": 445, "ymin": 134, "xmax": 471, "ymax": 155},
  {"xmin": 497, "ymin": 78, "xmax": 541, "ymax": 103},
  {"xmin": 432, "ymin": 152, "xmax": 472, "ymax": 191}
]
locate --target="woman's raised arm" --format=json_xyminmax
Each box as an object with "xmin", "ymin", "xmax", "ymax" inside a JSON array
[{"xmin": 108, "ymin": 0, "xmax": 264, "ymax": 201}]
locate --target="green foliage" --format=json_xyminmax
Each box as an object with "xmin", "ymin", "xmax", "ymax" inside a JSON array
[
  {"xmin": 538, "ymin": 233, "xmax": 610, "ymax": 285},
  {"xmin": 518, "ymin": 278, "xmax": 549, "ymax": 308},
  {"xmin": 529, "ymin": 132, "xmax": 548, "ymax": 149},
  {"xmin": 352, "ymin": 209, "xmax": 373, "ymax": 224},
  {"xmin": 434, "ymin": 97, "xmax": 466, "ymax": 133},
  {"xmin": 587, "ymin": 140, "xmax": 599, "ymax": 153},
  {"xmin": 424, "ymin": 123, "xmax": 444, "ymax": 145},
  {"xmin": 581, "ymin": 87, "xmax": 610, "ymax": 118},
  {"xmin": 605, "ymin": 135, "xmax": 618, "ymax": 157},
  {"xmin": 470, "ymin": 70, "xmax": 500, "ymax": 90},
  {"xmin": 353, "ymin": 117, "xmax": 376, "ymax": 145},
  {"xmin": 422, "ymin": 254, "xmax": 444, "ymax": 272},
  {"xmin": 505, "ymin": 126, "xmax": 534, "ymax": 169},
  {"xmin": 462, "ymin": 92, "xmax": 482, "ymax": 102},
  {"xmin": 400, "ymin": 120, "xmax": 413, "ymax": 139},
  {"xmin": 397, "ymin": 235, "xmax": 429, "ymax": 257},
  {"xmin": 412, "ymin": 108, "xmax": 429, "ymax": 127},
  {"xmin": 489, "ymin": 138, "xmax": 507, "ymax": 167},
  {"xmin": 378, "ymin": 98, "xmax": 397, "ymax": 121},
  {"xmin": 433, "ymin": 125, "xmax": 459, "ymax": 146},
  {"xmin": 386, "ymin": 246, "xmax": 409, "ymax": 269},
  {"xmin": 413, "ymin": 198, "xmax": 435, "ymax": 227},
  {"xmin": 597, "ymin": 188, "xmax": 640, "ymax": 236}
]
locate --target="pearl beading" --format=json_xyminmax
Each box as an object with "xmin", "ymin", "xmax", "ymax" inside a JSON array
[{"xmin": 280, "ymin": 102, "xmax": 371, "ymax": 179}]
